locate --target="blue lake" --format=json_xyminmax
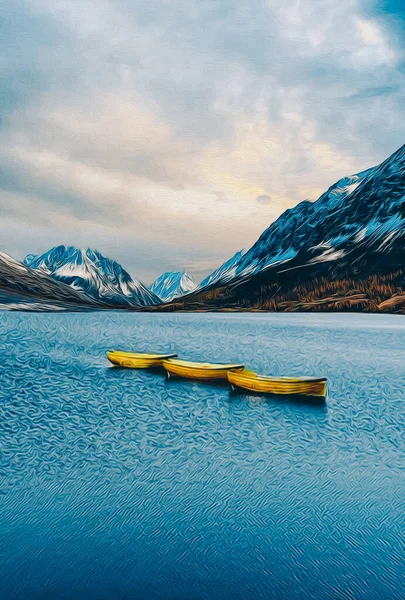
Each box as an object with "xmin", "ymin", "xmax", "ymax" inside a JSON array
[{"xmin": 1, "ymin": 311, "xmax": 404, "ymax": 599}]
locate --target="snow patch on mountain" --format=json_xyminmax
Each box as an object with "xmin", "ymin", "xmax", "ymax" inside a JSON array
[{"xmin": 309, "ymin": 248, "xmax": 346, "ymax": 263}]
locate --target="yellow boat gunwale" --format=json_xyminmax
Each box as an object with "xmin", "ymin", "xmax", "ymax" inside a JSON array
[
  {"xmin": 227, "ymin": 369, "xmax": 327, "ymax": 397},
  {"xmin": 107, "ymin": 351, "xmax": 177, "ymax": 360},
  {"xmin": 163, "ymin": 358, "xmax": 245, "ymax": 370},
  {"xmin": 162, "ymin": 358, "xmax": 245, "ymax": 380}
]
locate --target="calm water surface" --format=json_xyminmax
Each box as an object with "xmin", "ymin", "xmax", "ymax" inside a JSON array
[{"xmin": 1, "ymin": 312, "xmax": 404, "ymax": 599}]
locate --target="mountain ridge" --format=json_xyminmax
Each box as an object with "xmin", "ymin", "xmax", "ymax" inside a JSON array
[
  {"xmin": 0, "ymin": 251, "xmax": 106, "ymax": 310},
  {"xmin": 24, "ymin": 245, "xmax": 161, "ymax": 307},
  {"xmin": 199, "ymin": 250, "xmax": 247, "ymax": 289},
  {"xmin": 165, "ymin": 143, "xmax": 405, "ymax": 310}
]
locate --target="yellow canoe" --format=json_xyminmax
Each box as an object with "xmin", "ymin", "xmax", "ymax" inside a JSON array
[
  {"xmin": 162, "ymin": 358, "xmax": 245, "ymax": 380},
  {"xmin": 227, "ymin": 370, "xmax": 327, "ymax": 398},
  {"xmin": 107, "ymin": 351, "xmax": 177, "ymax": 369}
]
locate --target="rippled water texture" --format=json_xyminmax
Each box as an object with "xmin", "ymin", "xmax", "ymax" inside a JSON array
[{"xmin": 1, "ymin": 312, "xmax": 405, "ymax": 599}]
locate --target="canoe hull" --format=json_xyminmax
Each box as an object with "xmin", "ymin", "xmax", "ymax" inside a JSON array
[
  {"xmin": 107, "ymin": 352, "xmax": 177, "ymax": 369},
  {"xmin": 163, "ymin": 359, "xmax": 244, "ymax": 381},
  {"xmin": 228, "ymin": 371, "xmax": 327, "ymax": 397}
]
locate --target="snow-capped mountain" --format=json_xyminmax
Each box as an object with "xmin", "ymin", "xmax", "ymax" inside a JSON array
[
  {"xmin": 199, "ymin": 250, "xmax": 246, "ymax": 289},
  {"xmin": 24, "ymin": 246, "xmax": 161, "ymax": 307},
  {"xmin": 231, "ymin": 167, "xmax": 379, "ymax": 279},
  {"xmin": 150, "ymin": 271, "xmax": 197, "ymax": 302},
  {"xmin": 200, "ymin": 144, "xmax": 405, "ymax": 285},
  {"xmin": 178, "ymin": 143, "xmax": 405, "ymax": 309},
  {"xmin": 0, "ymin": 251, "xmax": 103, "ymax": 310}
]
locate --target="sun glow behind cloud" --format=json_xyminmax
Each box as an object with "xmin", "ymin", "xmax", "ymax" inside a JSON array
[{"xmin": 0, "ymin": 0, "xmax": 404, "ymax": 282}]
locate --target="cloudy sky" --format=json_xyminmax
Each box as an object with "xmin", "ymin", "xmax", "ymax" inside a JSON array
[{"xmin": 1, "ymin": 0, "xmax": 405, "ymax": 283}]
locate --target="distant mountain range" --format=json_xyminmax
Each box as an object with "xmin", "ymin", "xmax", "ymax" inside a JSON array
[{"xmin": 1, "ymin": 143, "xmax": 405, "ymax": 312}]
